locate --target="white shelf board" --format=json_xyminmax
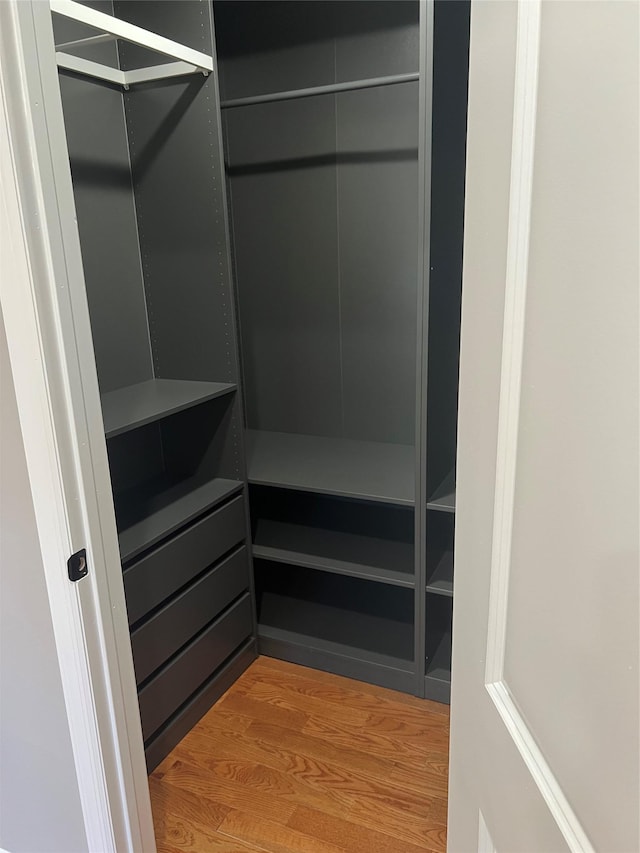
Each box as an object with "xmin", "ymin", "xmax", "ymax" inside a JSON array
[{"xmin": 51, "ymin": 0, "xmax": 213, "ymax": 88}]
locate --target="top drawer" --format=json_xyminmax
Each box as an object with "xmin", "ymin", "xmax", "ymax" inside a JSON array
[{"xmin": 123, "ymin": 495, "xmax": 245, "ymax": 625}]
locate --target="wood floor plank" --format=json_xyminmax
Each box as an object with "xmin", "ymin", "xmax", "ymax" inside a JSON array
[
  {"xmin": 173, "ymin": 717, "xmax": 444, "ymax": 815},
  {"xmin": 198, "ymin": 706, "xmax": 256, "ymax": 735},
  {"xmin": 241, "ymin": 677, "xmax": 375, "ymax": 728},
  {"xmin": 301, "ymin": 712, "xmax": 445, "ymax": 768},
  {"xmin": 171, "ymin": 736, "xmax": 446, "ymax": 848},
  {"xmin": 218, "ymin": 808, "xmax": 348, "ymax": 853},
  {"xmin": 153, "ymin": 811, "xmax": 264, "ymax": 852},
  {"xmin": 217, "ymin": 689, "xmax": 310, "ymax": 731},
  {"xmin": 150, "ymin": 657, "xmax": 450, "ymax": 853},
  {"xmin": 156, "ymin": 756, "xmax": 297, "ymax": 825},
  {"xmin": 243, "ymin": 661, "xmax": 444, "ymax": 727},
  {"xmin": 255, "ymin": 656, "xmax": 450, "ymax": 716},
  {"xmin": 149, "ymin": 776, "xmax": 230, "ymax": 833},
  {"xmin": 287, "ymin": 805, "xmax": 444, "ymax": 853},
  {"xmin": 246, "ymin": 719, "xmax": 447, "ymax": 798},
  {"xmin": 389, "ymin": 750, "xmax": 449, "ymax": 798}
]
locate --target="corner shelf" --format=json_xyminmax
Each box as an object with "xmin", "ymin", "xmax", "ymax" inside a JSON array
[
  {"xmin": 252, "ymin": 518, "xmax": 415, "ymax": 588},
  {"xmin": 247, "ymin": 430, "xmax": 415, "ymax": 506},
  {"xmin": 427, "ymin": 470, "xmax": 456, "ymax": 513},
  {"xmin": 117, "ymin": 476, "xmax": 243, "ymax": 563},
  {"xmin": 102, "ymin": 378, "xmax": 236, "ymax": 439}
]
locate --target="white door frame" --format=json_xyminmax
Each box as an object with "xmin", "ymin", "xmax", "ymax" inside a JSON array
[{"xmin": 0, "ymin": 2, "xmax": 153, "ymax": 850}]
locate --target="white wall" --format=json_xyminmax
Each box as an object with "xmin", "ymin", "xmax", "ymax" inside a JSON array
[{"xmin": 0, "ymin": 309, "xmax": 88, "ymax": 853}]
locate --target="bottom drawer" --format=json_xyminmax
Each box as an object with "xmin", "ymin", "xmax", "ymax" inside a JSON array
[{"xmin": 138, "ymin": 593, "xmax": 253, "ymax": 741}]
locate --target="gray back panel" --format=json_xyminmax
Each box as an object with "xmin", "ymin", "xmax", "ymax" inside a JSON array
[
  {"xmin": 334, "ymin": 3, "xmax": 419, "ymax": 443},
  {"xmin": 115, "ymin": 0, "xmax": 239, "ymax": 385},
  {"xmin": 215, "ymin": 1, "xmax": 335, "ymax": 100},
  {"xmin": 216, "ymin": 1, "xmax": 419, "ymax": 443},
  {"xmin": 333, "ymin": 1, "xmax": 419, "ymax": 81},
  {"xmin": 336, "ymin": 83, "xmax": 418, "ymax": 444},
  {"xmin": 223, "ymin": 96, "xmax": 342, "ymax": 435},
  {"xmin": 54, "ymin": 2, "xmax": 152, "ymax": 393}
]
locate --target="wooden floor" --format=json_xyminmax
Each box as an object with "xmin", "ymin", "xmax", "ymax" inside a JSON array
[{"xmin": 150, "ymin": 657, "xmax": 450, "ymax": 853}]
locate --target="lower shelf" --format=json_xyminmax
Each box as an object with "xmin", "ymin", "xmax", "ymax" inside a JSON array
[
  {"xmin": 424, "ymin": 670, "xmax": 451, "ymax": 704},
  {"xmin": 255, "ymin": 561, "xmax": 415, "ymax": 692},
  {"xmin": 424, "ymin": 637, "xmax": 451, "ymax": 701},
  {"xmin": 425, "ymin": 592, "xmax": 452, "ymax": 704},
  {"xmin": 259, "ymin": 629, "xmax": 416, "ymax": 694},
  {"xmin": 426, "ymin": 630, "xmax": 452, "ymax": 683},
  {"xmin": 117, "ymin": 475, "xmax": 243, "ymax": 563}
]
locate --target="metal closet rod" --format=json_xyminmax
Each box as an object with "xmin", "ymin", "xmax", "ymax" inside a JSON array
[{"xmin": 220, "ymin": 72, "xmax": 419, "ymax": 109}]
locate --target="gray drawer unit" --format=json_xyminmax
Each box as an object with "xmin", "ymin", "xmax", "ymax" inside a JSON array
[
  {"xmin": 123, "ymin": 495, "xmax": 246, "ymax": 625},
  {"xmin": 138, "ymin": 593, "xmax": 253, "ymax": 740},
  {"xmin": 131, "ymin": 545, "xmax": 249, "ymax": 684}
]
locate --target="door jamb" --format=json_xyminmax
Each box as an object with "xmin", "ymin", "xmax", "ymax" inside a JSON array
[{"xmin": 0, "ymin": 2, "xmax": 154, "ymax": 850}]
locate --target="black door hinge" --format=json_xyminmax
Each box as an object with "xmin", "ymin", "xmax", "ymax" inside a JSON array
[{"xmin": 68, "ymin": 549, "xmax": 88, "ymax": 582}]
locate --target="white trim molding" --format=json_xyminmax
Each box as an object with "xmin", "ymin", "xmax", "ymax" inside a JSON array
[
  {"xmin": 487, "ymin": 683, "xmax": 595, "ymax": 853},
  {"xmin": 484, "ymin": 0, "xmax": 542, "ymax": 687}
]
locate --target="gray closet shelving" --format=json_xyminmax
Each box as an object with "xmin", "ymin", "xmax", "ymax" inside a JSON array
[
  {"xmin": 50, "ymin": 0, "xmax": 468, "ymax": 771},
  {"xmin": 215, "ymin": 0, "xmax": 469, "ymax": 703}
]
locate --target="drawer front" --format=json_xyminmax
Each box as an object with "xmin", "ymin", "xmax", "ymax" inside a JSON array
[
  {"xmin": 124, "ymin": 495, "xmax": 246, "ymax": 625},
  {"xmin": 138, "ymin": 593, "xmax": 253, "ymax": 740},
  {"xmin": 131, "ymin": 545, "xmax": 249, "ymax": 684}
]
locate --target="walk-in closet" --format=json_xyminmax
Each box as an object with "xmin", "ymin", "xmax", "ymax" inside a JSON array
[{"xmin": 47, "ymin": 0, "xmax": 469, "ymax": 818}]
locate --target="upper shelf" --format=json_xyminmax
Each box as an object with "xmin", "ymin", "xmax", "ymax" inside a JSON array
[
  {"xmin": 102, "ymin": 378, "xmax": 235, "ymax": 439},
  {"xmin": 51, "ymin": 0, "xmax": 213, "ymax": 89},
  {"xmin": 427, "ymin": 470, "xmax": 456, "ymax": 513},
  {"xmin": 246, "ymin": 430, "xmax": 415, "ymax": 506}
]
